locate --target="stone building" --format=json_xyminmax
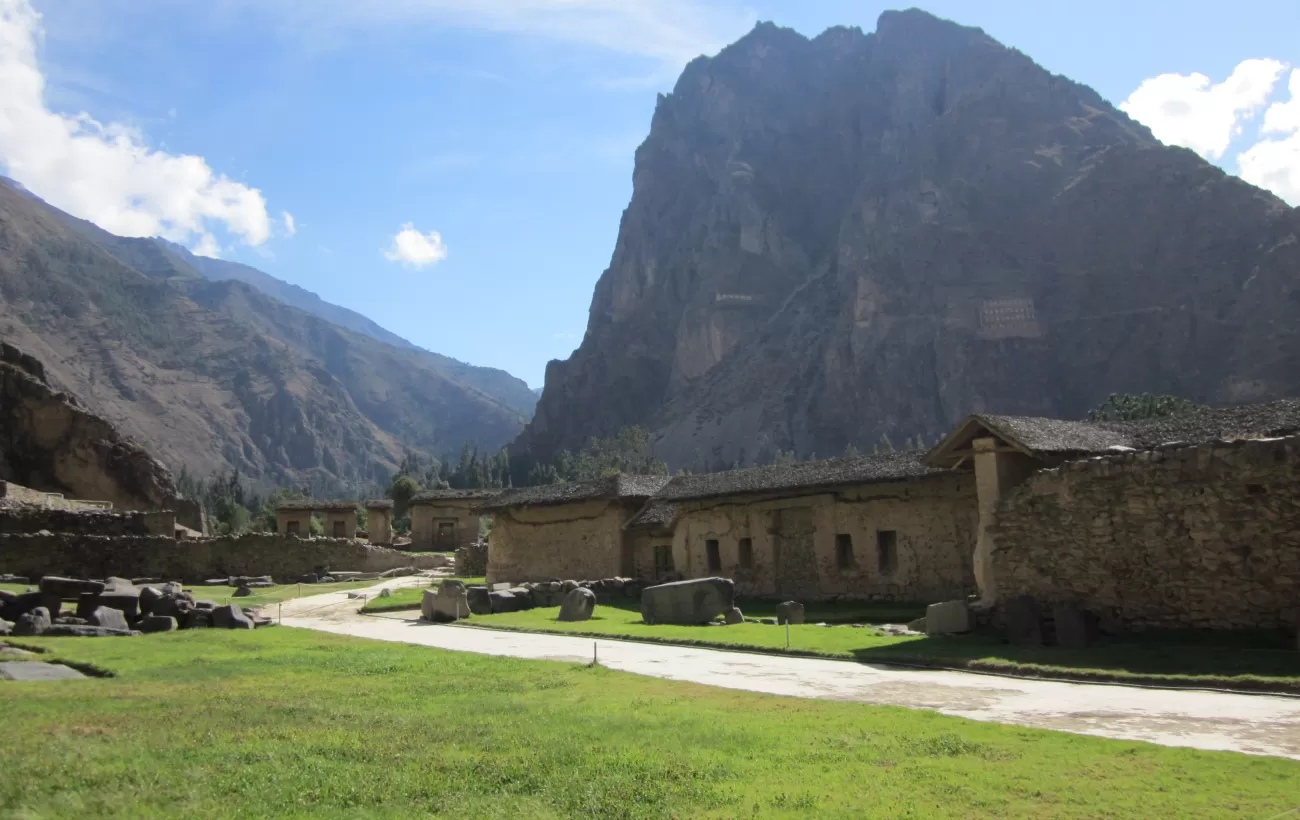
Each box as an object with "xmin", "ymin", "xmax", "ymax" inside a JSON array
[
  {"xmin": 627, "ymin": 453, "xmax": 978, "ymax": 601},
  {"xmin": 925, "ymin": 398, "xmax": 1300, "ymax": 630},
  {"xmin": 365, "ymin": 499, "xmax": 394, "ymax": 545},
  {"xmin": 274, "ymin": 500, "xmax": 359, "ymax": 538},
  {"xmin": 408, "ymin": 489, "xmax": 499, "ymax": 552},
  {"xmin": 484, "ymin": 475, "xmax": 669, "ymax": 584}
]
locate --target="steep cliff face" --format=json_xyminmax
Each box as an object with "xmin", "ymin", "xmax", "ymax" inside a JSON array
[
  {"xmin": 0, "ymin": 342, "xmax": 177, "ymax": 511},
  {"xmin": 518, "ymin": 10, "xmax": 1300, "ymax": 468}
]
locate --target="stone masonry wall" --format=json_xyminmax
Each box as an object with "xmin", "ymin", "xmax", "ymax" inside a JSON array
[
  {"xmin": 487, "ymin": 499, "xmax": 630, "ymax": 584},
  {"xmin": 990, "ymin": 436, "xmax": 1300, "ymax": 631},
  {"xmin": 0, "ymin": 508, "xmax": 153, "ymax": 536},
  {"xmin": 0, "ymin": 533, "xmax": 446, "ymax": 582},
  {"xmin": 668, "ymin": 473, "xmax": 978, "ymax": 602}
]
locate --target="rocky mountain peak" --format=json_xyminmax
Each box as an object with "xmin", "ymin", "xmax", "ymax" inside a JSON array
[{"xmin": 515, "ymin": 9, "xmax": 1300, "ymax": 471}]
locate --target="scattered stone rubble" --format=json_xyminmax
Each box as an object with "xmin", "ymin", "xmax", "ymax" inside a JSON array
[{"xmin": 0, "ymin": 575, "xmax": 274, "ymax": 638}]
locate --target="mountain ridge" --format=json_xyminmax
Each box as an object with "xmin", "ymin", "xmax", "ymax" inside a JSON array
[{"xmin": 515, "ymin": 9, "xmax": 1300, "ymax": 470}]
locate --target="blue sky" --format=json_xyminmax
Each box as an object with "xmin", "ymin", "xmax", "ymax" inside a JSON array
[{"xmin": 3, "ymin": 0, "xmax": 1298, "ymax": 387}]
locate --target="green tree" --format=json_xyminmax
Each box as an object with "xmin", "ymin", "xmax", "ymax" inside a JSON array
[
  {"xmin": 386, "ymin": 474, "xmax": 422, "ymax": 519},
  {"xmin": 1088, "ymin": 393, "xmax": 1203, "ymax": 422}
]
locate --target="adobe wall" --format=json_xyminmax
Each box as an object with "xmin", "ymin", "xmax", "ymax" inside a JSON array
[
  {"xmin": 666, "ymin": 473, "xmax": 978, "ymax": 602},
  {"xmin": 410, "ymin": 502, "xmax": 482, "ymax": 551},
  {"xmin": 487, "ymin": 500, "xmax": 630, "ymax": 584},
  {"xmin": 990, "ymin": 436, "xmax": 1300, "ymax": 631},
  {"xmin": 0, "ymin": 533, "xmax": 446, "ymax": 583}
]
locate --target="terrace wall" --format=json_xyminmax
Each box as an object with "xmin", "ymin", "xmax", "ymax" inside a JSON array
[
  {"xmin": 990, "ymin": 436, "xmax": 1300, "ymax": 631},
  {"xmin": 0, "ymin": 533, "xmax": 446, "ymax": 582}
]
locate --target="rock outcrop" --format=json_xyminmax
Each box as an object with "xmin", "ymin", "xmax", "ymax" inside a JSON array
[
  {"xmin": 0, "ymin": 343, "xmax": 176, "ymax": 511},
  {"xmin": 516, "ymin": 10, "xmax": 1300, "ymax": 469}
]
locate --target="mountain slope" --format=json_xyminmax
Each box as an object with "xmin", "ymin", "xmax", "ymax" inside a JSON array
[
  {"xmin": 0, "ymin": 179, "xmax": 529, "ymax": 491},
  {"xmin": 515, "ymin": 10, "xmax": 1300, "ymax": 469}
]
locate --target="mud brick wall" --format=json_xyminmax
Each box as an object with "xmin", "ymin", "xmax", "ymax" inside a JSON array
[
  {"xmin": 0, "ymin": 533, "xmax": 446, "ymax": 582},
  {"xmin": 990, "ymin": 436, "xmax": 1300, "ymax": 631}
]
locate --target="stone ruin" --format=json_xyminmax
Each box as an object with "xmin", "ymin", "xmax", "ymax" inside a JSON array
[{"xmin": 1, "ymin": 575, "xmax": 274, "ymax": 637}]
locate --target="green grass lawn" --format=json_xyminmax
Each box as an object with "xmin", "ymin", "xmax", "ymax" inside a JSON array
[
  {"xmin": 361, "ymin": 578, "xmax": 487, "ymax": 613},
  {"xmin": 2, "ymin": 628, "xmax": 1296, "ymax": 818},
  {"xmin": 460, "ymin": 601, "xmax": 1300, "ymax": 694},
  {"xmin": 1, "ymin": 581, "xmax": 33, "ymax": 595}
]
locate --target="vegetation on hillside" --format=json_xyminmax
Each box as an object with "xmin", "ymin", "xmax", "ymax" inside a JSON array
[{"xmin": 1088, "ymin": 393, "xmax": 1204, "ymax": 421}]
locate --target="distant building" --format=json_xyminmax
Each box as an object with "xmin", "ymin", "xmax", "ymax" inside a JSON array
[{"xmin": 408, "ymin": 489, "xmax": 500, "ymax": 552}]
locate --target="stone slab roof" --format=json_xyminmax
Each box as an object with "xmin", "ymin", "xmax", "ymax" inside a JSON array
[
  {"xmin": 364, "ymin": 499, "xmax": 395, "ymax": 510},
  {"xmin": 651, "ymin": 451, "xmax": 946, "ymax": 505},
  {"xmin": 275, "ymin": 500, "xmax": 358, "ymax": 512},
  {"xmin": 409, "ymin": 488, "xmax": 503, "ymax": 504},
  {"xmin": 485, "ymin": 474, "xmax": 671, "ymax": 511},
  {"xmin": 625, "ymin": 500, "xmax": 678, "ymax": 530},
  {"xmin": 927, "ymin": 398, "xmax": 1300, "ymax": 467}
]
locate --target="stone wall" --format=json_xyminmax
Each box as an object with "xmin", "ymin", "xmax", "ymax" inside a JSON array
[
  {"xmin": 990, "ymin": 436, "xmax": 1300, "ymax": 631},
  {"xmin": 666, "ymin": 474, "xmax": 978, "ymax": 602},
  {"xmin": 0, "ymin": 480, "xmax": 113, "ymax": 511},
  {"xmin": 455, "ymin": 541, "xmax": 487, "ymax": 577},
  {"xmin": 487, "ymin": 500, "xmax": 634, "ymax": 584},
  {"xmin": 0, "ymin": 507, "xmax": 154, "ymax": 536},
  {"xmin": 0, "ymin": 533, "xmax": 446, "ymax": 583}
]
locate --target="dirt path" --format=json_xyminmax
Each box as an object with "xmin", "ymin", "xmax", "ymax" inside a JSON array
[{"xmin": 278, "ymin": 582, "xmax": 1300, "ymax": 760}]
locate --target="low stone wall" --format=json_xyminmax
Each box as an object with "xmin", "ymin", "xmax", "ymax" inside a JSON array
[
  {"xmin": 0, "ymin": 533, "xmax": 446, "ymax": 583},
  {"xmin": 990, "ymin": 436, "xmax": 1300, "ymax": 631},
  {"xmin": 455, "ymin": 542, "xmax": 487, "ymax": 576},
  {"xmin": 0, "ymin": 508, "xmax": 150, "ymax": 536}
]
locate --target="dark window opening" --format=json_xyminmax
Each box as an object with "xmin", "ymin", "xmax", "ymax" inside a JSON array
[
  {"xmin": 286, "ymin": 519, "xmax": 300, "ymax": 534},
  {"xmin": 706, "ymin": 539, "xmax": 721, "ymax": 573},
  {"xmin": 435, "ymin": 521, "xmax": 456, "ymax": 548},
  {"xmin": 653, "ymin": 544, "xmax": 674, "ymax": 577},
  {"xmin": 835, "ymin": 533, "xmax": 855, "ymax": 570},
  {"xmin": 332, "ymin": 520, "xmax": 345, "ymax": 537},
  {"xmin": 738, "ymin": 537, "xmax": 754, "ymax": 569},
  {"xmin": 877, "ymin": 530, "xmax": 898, "ymax": 575}
]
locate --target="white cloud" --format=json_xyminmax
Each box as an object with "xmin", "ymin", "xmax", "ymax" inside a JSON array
[
  {"xmin": 383, "ymin": 222, "xmax": 447, "ymax": 268},
  {"xmin": 282, "ymin": 210, "xmax": 296, "ymax": 236},
  {"xmin": 1238, "ymin": 69, "xmax": 1300, "ymax": 205},
  {"xmin": 192, "ymin": 233, "xmax": 221, "ymax": 258},
  {"xmin": 219, "ymin": 0, "xmax": 753, "ymax": 67},
  {"xmin": 0, "ymin": 0, "xmax": 276, "ymax": 248},
  {"xmin": 1121, "ymin": 58, "xmax": 1286, "ymax": 160}
]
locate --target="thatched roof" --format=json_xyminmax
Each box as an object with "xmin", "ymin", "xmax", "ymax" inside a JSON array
[{"xmin": 485, "ymin": 474, "xmax": 670, "ymax": 511}]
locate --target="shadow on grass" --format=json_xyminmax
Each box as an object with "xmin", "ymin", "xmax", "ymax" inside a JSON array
[{"xmin": 848, "ymin": 629, "xmax": 1300, "ymax": 692}]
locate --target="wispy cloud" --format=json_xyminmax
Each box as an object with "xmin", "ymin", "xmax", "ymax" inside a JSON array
[
  {"xmin": 1239, "ymin": 69, "xmax": 1300, "ymax": 205},
  {"xmin": 0, "ymin": 0, "xmax": 279, "ymax": 251}
]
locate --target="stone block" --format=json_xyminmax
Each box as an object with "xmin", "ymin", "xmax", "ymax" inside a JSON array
[
  {"xmin": 0, "ymin": 661, "xmax": 87, "ymax": 680},
  {"xmin": 183, "ymin": 610, "xmax": 213, "ymax": 629},
  {"xmin": 38, "ymin": 576, "xmax": 105, "ymax": 600},
  {"xmin": 0, "ymin": 618, "xmax": 11, "ymax": 636},
  {"xmin": 138, "ymin": 585, "xmax": 163, "ymax": 616},
  {"xmin": 1004, "ymin": 595, "xmax": 1044, "ymax": 646},
  {"xmin": 557, "ymin": 588, "xmax": 596, "ymax": 622},
  {"xmin": 139, "ymin": 615, "xmax": 178, "ymax": 633},
  {"xmin": 88, "ymin": 606, "xmax": 129, "ymax": 631},
  {"xmin": 906, "ymin": 616, "xmax": 927, "ymax": 633},
  {"xmin": 924, "ymin": 600, "xmax": 971, "ymax": 635},
  {"xmin": 466, "ymin": 586, "xmax": 492, "ymax": 616},
  {"xmin": 0, "ymin": 591, "xmax": 41, "ymax": 623},
  {"xmin": 423, "ymin": 580, "xmax": 470, "ymax": 623},
  {"xmin": 43, "ymin": 625, "xmax": 137, "ymax": 637},
  {"xmin": 508, "ymin": 587, "xmax": 535, "ymax": 610},
  {"xmin": 232, "ymin": 587, "xmax": 253, "ymax": 598},
  {"xmin": 724, "ymin": 607, "xmax": 745, "ymax": 625},
  {"xmin": 212, "ymin": 605, "xmax": 254, "ymax": 629},
  {"xmin": 14, "ymin": 607, "xmax": 52, "ymax": 636},
  {"xmin": 488, "ymin": 590, "xmax": 519, "ymax": 614},
  {"xmin": 1053, "ymin": 605, "xmax": 1100, "ymax": 649},
  {"xmin": 640, "ymin": 577, "xmax": 734, "ymax": 625},
  {"xmin": 776, "ymin": 601, "xmax": 805, "ymax": 626}
]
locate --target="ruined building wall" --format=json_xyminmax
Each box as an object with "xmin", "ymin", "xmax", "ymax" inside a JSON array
[
  {"xmin": 0, "ymin": 507, "xmax": 176, "ymax": 536},
  {"xmin": 0, "ymin": 533, "xmax": 446, "ymax": 582},
  {"xmin": 410, "ymin": 502, "xmax": 482, "ymax": 551},
  {"xmin": 667, "ymin": 474, "xmax": 978, "ymax": 602},
  {"xmin": 990, "ymin": 436, "xmax": 1300, "ymax": 631},
  {"xmin": 487, "ymin": 500, "xmax": 630, "ymax": 584}
]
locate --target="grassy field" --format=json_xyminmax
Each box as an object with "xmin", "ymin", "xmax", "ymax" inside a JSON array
[
  {"xmin": 2, "ymin": 628, "xmax": 1296, "ymax": 818},
  {"xmin": 458, "ymin": 601, "xmax": 1300, "ymax": 693},
  {"xmin": 361, "ymin": 578, "xmax": 487, "ymax": 613}
]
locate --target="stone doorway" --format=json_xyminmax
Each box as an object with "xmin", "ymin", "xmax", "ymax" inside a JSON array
[
  {"xmin": 773, "ymin": 507, "xmax": 818, "ymax": 600},
  {"xmin": 435, "ymin": 521, "xmax": 457, "ymax": 550}
]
